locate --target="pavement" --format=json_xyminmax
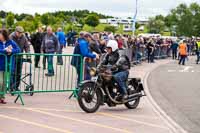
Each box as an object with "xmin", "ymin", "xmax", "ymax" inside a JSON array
[
  {"xmin": 0, "ymin": 47, "xmax": 176, "ymax": 133},
  {"xmin": 148, "ymin": 56, "xmax": 200, "ymax": 133}
]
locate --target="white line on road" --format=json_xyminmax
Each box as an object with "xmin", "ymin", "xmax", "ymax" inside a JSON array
[
  {"xmin": 168, "ymin": 70, "xmax": 176, "ymax": 73},
  {"xmin": 168, "ymin": 66, "xmax": 196, "ymax": 73},
  {"xmin": 180, "ymin": 66, "xmax": 193, "ymax": 72}
]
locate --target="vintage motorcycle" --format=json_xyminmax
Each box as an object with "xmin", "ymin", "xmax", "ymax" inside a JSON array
[{"xmin": 77, "ymin": 65, "xmax": 146, "ymax": 113}]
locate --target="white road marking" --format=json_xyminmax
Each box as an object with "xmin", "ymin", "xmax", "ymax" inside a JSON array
[
  {"xmin": 179, "ymin": 66, "xmax": 193, "ymax": 72},
  {"xmin": 168, "ymin": 70, "xmax": 176, "ymax": 73},
  {"xmin": 168, "ymin": 66, "xmax": 196, "ymax": 73}
]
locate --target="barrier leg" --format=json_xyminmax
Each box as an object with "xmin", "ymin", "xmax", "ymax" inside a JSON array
[
  {"xmin": 68, "ymin": 93, "xmax": 74, "ymax": 99},
  {"xmin": 14, "ymin": 92, "xmax": 24, "ymax": 105},
  {"xmin": 68, "ymin": 89, "xmax": 78, "ymax": 99}
]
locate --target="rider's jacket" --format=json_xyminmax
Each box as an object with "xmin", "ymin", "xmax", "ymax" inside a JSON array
[{"xmin": 99, "ymin": 50, "xmax": 131, "ymax": 72}]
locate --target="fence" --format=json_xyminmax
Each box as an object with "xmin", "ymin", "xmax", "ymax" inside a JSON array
[
  {"xmin": 120, "ymin": 45, "xmax": 171, "ymax": 64},
  {"xmin": 1, "ymin": 53, "xmax": 83, "ymax": 105},
  {"xmin": 154, "ymin": 44, "xmax": 171, "ymax": 59}
]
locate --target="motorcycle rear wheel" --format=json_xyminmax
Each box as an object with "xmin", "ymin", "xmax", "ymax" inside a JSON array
[
  {"xmin": 124, "ymin": 98, "xmax": 140, "ymax": 109},
  {"xmin": 125, "ymin": 81, "xmax": 141, "ymax": 109}
]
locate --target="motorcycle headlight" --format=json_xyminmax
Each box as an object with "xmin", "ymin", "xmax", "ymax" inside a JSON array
[{"xmin": 90, "ymin": 67, "xmax": 97, "ymax": 76}]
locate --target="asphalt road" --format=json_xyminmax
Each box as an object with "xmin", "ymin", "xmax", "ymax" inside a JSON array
[{"xmin": 148, "ymin": 56, "xmax": 200, "ymax": 133}]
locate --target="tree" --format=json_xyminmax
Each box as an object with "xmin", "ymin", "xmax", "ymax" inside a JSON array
[
  {"xmin": 189, "ymin": 3, "xmax": 200, "ymax": 36},
  {"xmin": 165, "ymin": 3, "xmax": 199, "ymax": 36},
  {"xmin": 40, "ymin": 13, "xmax": 49, "ymax": 25},
  {"xmin": 147, "ymin": 17, "xmax": 165, "ymax": 33},
  {"xmin": 85, "ymin": 14, "xmax": 100, "ymax": 28},
  {"xmin": 6, "ymin": 13, "xmax": 15, "ymax": 28},
  {"xmin": 0, "ymin": 11, "xmax": 6, "ymax": 18},
  {"xmin": 32, "ymin": 18, "xmax": 40, "ymax": 31},
  {"xmin": 24, "ymin": 15, "xmax": 34, "ymax": 21},
  {"xmin": 104, "ymin": 26, "xmax": 116, "ymax": 33},
  {"xmin": 15, "ymin": 21, "xmax": 35, "ymax": 32},
  {"xmin": 15, "ymin": 13, "xmax": 31, "ymax": 21},
  {"xmin": 0, "ymin": 20, "xmax": 2, "ymax": 28},
  {"xmin": 135, "ymin": 22, "xmax": 140, "ymax": 29}
]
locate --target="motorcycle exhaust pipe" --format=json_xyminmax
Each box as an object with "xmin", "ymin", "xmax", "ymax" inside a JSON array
[
  {"xmin": 127, "ymin": 97, "xmax": 140, "ymax": 102},
  {"xmin": 128, "ymin": 92, "xmax": 143, "ymax": 99}
]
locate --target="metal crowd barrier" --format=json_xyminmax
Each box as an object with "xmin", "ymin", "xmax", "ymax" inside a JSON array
[
  {"xmin": 154, "ymin": 45, "xmax": 169, "ymax": 59},
  {"xmin": 8, "ymin": 53, "xmax": 83, "ymax": 105},
  {"xmin": 119, "ymin": 44, "xmax": 171, "ymax": 64},
  {"xmin": 119, "ymin": 45, "xmax": 148, "ymax": 65}
]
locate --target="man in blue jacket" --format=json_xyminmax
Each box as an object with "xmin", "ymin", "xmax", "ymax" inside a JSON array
[
  {"xmin": 56, "ymin": 28, "xmax": 66, "ymax": 65},
  {"xmin": 71, "ymin": 32, "xmax": 98, "ymax": 86}
]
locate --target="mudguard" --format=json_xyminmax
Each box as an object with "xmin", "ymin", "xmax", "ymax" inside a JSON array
[
  {"xmin": 78, "ymin": 80, "xmax": 96, "ymax": 87},
  {"xmin": 138, "ymin": 83, "xmax": 144, "ymax": 92},
  {"xmin": 78, "ymin": 80, "xmax": 105, "ymax": 101}
]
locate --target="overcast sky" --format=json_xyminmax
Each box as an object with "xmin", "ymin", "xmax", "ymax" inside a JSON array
[{"xmin": 1, "ymin": 0, "xmax": 200, "ymax": 19}]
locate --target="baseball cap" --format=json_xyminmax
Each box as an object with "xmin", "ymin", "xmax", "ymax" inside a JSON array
[{"xmin": 15, "ymin": 26, "xmax": 24, "ymax": 33}]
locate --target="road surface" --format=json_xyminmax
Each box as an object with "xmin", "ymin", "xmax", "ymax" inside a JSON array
[{"xmin": 148, "ymin": 57, "xmax": 200, "ymax": 133}]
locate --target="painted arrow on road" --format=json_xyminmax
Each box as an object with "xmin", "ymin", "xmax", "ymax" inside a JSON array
[{"xmin": 168, "ymin": 66, "xmax": 195, "ymax": 73}]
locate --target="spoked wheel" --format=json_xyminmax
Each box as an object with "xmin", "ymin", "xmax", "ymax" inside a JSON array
[
  {"xmin": 25, "ymin": 85, "xmax": 34, "ymax": 96},
  {"xmin": 78, "ymin": 82, "xmax": 102, "ymax": 113},
  {"xmin": 30, "ymin": 85, "xmax": 34, "ymax": 96},
  {"xmin": 125, "ymin": 83, "xmax": 140, "ymax": 109}
]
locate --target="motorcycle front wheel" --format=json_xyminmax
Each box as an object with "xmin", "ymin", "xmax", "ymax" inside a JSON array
[{"xmin": 78, "ymin": 82, "xmax": 102, "ymax": 113}]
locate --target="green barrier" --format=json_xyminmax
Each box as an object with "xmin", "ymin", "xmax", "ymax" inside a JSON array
[
  {"xmin": 9, "ymin": 53, "xmax": 83, "ymax": 105},
  {"xmin": 0, "ymin": 53, "xmax": 8, "ymax": 100}
]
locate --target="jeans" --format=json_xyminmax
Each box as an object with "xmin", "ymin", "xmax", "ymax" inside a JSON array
[
  {"xmin": 12, "ymin": 56, "xmax": 23, "ymax": 90},
  {"xmin": 76, "ymin": 66, "xmax": 81, "ymax": 87},
  {"xmin": 0, "ymin": 72, "xmax": 5, "ymax": 99},
  {"xmin": 179, "ymin": 55, "xmax": 186, "ymax": 65},
  {"xmin": 57, "ymin": 45, "xmax": 63, "ymax": 65},
  {"xmin": 113, "ymin": 71, "xmax": 129, "ymax": 95},
  {"xmin": 33, "ymin": 49, "xmax": 41, "ymax": 67},
  {"xmin": 35, "ymin": 55, "xmax": 40, "ymax": 67},
  {"xmin": 197, "ymin": 52, "xmax": 200, "ymax": 63},
  {"xmin": 43, "ymin": 52, "xmax": 47, "ymax": 69},
  {"xmin": 172, "ymin": 49, "xmax": 177, "ymax": 60},
  {"xmin": 84, "ymin": 61, "xmax": 91, "ymax": 80},
  {"xmin": 47, "ymin": 54, "xmax": 54, "ymax": 74},
  {"xmin": 148, "ymin": 52, "xmax": 154, "ymax": 63}
]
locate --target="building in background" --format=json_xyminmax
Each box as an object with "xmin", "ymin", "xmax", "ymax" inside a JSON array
[{"xmin": 100, "ymin": 17, "xmax": 149, "ymax": 32}]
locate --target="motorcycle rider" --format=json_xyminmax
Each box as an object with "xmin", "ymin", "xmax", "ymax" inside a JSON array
[{"xmin": 98, "ymin": 40, "xmax": 131, "ymax": 101}]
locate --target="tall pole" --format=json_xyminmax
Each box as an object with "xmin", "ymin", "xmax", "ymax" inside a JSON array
[{"xmin": 132, "ymin": 0, "xmax": 138, "ymax": 34}]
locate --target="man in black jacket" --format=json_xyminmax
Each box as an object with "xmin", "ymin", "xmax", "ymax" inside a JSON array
[
  {"xmin": 98, "ymin": 40, "xmax": 130, "ymax": 100},
  {"xmin": 147, "ymin": 39, "xmax": 155, "ymax": 63},
  {"xmin": 30, "ymin": 27, "xmax": 44, "ymax": 68}
]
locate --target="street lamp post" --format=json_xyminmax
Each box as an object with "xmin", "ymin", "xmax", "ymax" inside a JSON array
[{"xmin": 132, "ymin": 0, "xmax": 138, "ymax": 35}]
